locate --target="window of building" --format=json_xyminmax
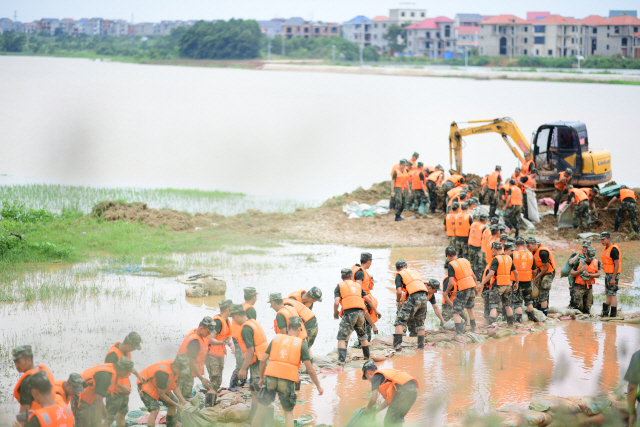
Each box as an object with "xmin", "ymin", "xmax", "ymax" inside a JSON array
[
  {"xmin": 480, "ymin": 47, "xmax": 483, "ymax": 53},
  {"xmin": 511, "ymin": 26, "xmax": 514, "ymax": 34},
  {"xmin": 426, "ymin": 31, "xmax": 430, "ymax": 38},
  {"xmin": 354, "ymin": 34, "xmax": 358, "ymax": 39},
  {"xmin": 571, "ymin": 49, "xmax": 575, "ymax": 55},
  {"xmin": 534, "ymin": 36, "xmax": 545, "ymax": 44},
  {"xmin": 409, "ymin": 41, "xmax": 412, "ymax": 46},
  {"xmin": 374, "ymin": 23, "xmax": 377, "ymax": 28},
  {"xmin": 446, "ymin": 41, "xmax": 450, "ymax": 46},
  {"xmin": 615, "ymin": 26, "xmax": 619, "ymax": 34},
  {"xmin": 524, "ymin": 26, "xmax": 528, "ymax": 32},
  {"xmin": 304, "ymin": 27, "xmax": 309, "ymax": 33},
  {"xmin": 287, "ymin": 27, "xmax": 291, "ymax": 33},
  {"xmin": 524, "ymin": 37, "xmax": 528, "ymax": 43},
  {"xmin": 607, "ymin": 33, "xmax": 609, "ymax": 37},
  {"xmin": 383, "ymin": 24, "xmax": 386, "ymax": 28},
  {"xmin": 607, "ymin": 44, "xmax": 609, "ymax": 49},
  {"xmin": 401, "ymin": 12, "xmax": 405, "ymax": 17},
  {"xmin": 548, "ymin": 49, "xmax": 552, "ymax": 55},
  {"xmin": 421, "ymin": 12, "xmax": 425, "ymax": 17},
  {"xmin": 572, "ymin": 26, "xmax": 576, "ymax": 32},
  {"xmin": 332, "ymin": 27, "xmax": 337, "ymax": 33},
  {"xmin": 607, "ymin": 26, "xmax": 610, "ymax": 30},
  {"xmin": 436, "ymin": 32, "xmax": 440, "ymax": 38},
  {"xmin": 494, "ymin": 25, "xmax": 497, "ymax": 32},
  {"xmin": 524, "ymin": 49, "xmax": 528, "ymax": 54},
  {"xmin": 355, "ymin": 24, "xmax": 360, "ymax": 29},
  {"xmin": 314, "ymin": 28, "xmax": 318, "ymax": 33},
  {"xmin": 411, "ymin": 12, "xmax": 415, "ymax": 17},
  {"xmin": 536, "ymin": 49, "xmax": 539, "ymax": 55},
  {"xmin": 534, "ymin": 26, "xmax": 545, "ymax": 33},
  {"xmin": 622, "ymin": 37, "xmax": 627, "ymax": 46},
  {"xmin": 445, "ymin": 25, "xmax": 450, "ymax": 37},
  {"xmin": 374, "ymin": 34, "xmax": 377, "ymax": 39},
  {"xmin": 571, "ymin": 38, "xmax": 575, "ymax": 43}
]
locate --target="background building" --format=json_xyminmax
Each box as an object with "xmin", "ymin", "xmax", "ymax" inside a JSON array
[{"xmin": 405, "ymin": 16, "xmax": 457, "ymax": 57}]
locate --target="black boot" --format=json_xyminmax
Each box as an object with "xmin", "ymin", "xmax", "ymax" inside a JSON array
[
  {"xmin": 489, "ymin": 316, "xmax": 497, "ymax": 325},
  {"xmin": 526, "ymin": 310, "xmax": 534, "ymax": 322},
  {"xmin": 515, "ymin": 314, "xmax": 522, "ymax": 323},
  {"xmin": 417, "ymin": 335, "xmax": 425, "ymax": 349},
  {"xmin": 393, "ymin": 334, "xmax": 403, "ymax": 351},
  {"xmin": 166, "ymin": 415, "xmax": 178, "ymax": 427},
  {"xmin": 454, "ymin": 322, "xmax": 464, "ymax": 335},
  {"xmin": 506, "ymin": 315, "xmax": 514, "ymax": 326},
  {"xmin": 610, "ymin": 306, "xmax": 617, "ymax": 318},
  {"xmin": 501, "ymin": 307, "xmax": 508, "ymax": 319},
  {"xmin": 470, "ymin": 319, "xmax": 477, "ymax": 330},
  {"xmin": 542, "ymin": 308, "xmax": 548, "ymax": 318},
  {"xmin": 601, "ymin": 303, "xmax": 610, "ymax": 317},
  {"xmin": 395, "ymin": 214, "xmax": 404, "ymax": 222},
  {"xmin": 362, "ymin": 346, "xmax": 370, "ymax": 360},
  {"xmin": 338, "ymin": 348, "xmax": 347, "ymax": 364},
  {"xmin": 228, "ymin": 373, "xmax": 238, "ymax": 392}
]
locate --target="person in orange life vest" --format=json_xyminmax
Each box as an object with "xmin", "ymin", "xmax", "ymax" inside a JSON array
[
  {"xmin": 512, "ymin": 166, "xmax": 522, "ymax": 182},
  {"xmin": 54, "ymin": 373, "xmax": 84, "ymax": 408},
  {"xmin": 510, "ymin": 237, "xmax": 535, "ymax": 323},
  {"xmin": 176, "ymin": 317, "xmax": 216, "ymax": 400},
  {"xmin": 440, "ymin": 260, "xmax": 468, "ymax": 323},
  {"xmin": 605, "ymin": 185, "xmax": 639, "ymax": 233},
  {"xmin": 392, "ymin": 160, "xmax": 411, "ymax": 221},
  {"xmin": 527, "ymin": 237, "xmax": 555, "ymax": 316},
  {"xmin": 518, "ymin": 168, "xmax": 538, "ymax": 221},
  {"xmin": 503, "ymin": 179, "xmax": 524, "ymax": 237},
  {"xmin": 468, "ymin": 213, "xmax": 488, "ymax": 279},
  {"xmin": 502, "ymin": 242, "xmax": 524, "ymax": 321},
  {"xmin": 19, "ymin": 371, "xmax": 74, "ymax": 427},
  {"xmin": 392, "ymin": 260, "xmax": 430, "ymax": 351},
  {"xmin": 553, "ymin": 167, "xmax": 573, "ymax": 218},
  {"xmin": 569, "ymin": 246, "xmax": 600, "ymax": 314},
  {"xmin": 334, "ymin": 268, "xmax": 378, "ymax": 364},
  {"xmin": 230, "ymin": 287, "xmax": 258, "ymax": 392},
  {"xmin": 442, "ymin": 175, "xmax": 467, "ymax": 212},
  {"xmin": 408, "ymin": 162, "xmax": 429, "ymax": 216},
  {"xmin": 353, "ymin": 253, "xmax": 382, "ymax": 343},
  {"xmin": 580, "ymin": 186, "xmax": 599, "ymax": 211},
  {"xmin": 479, "ymin": 174, "xmax": 489, "ymax": 205},
  {"xmin": 487, "ymin": 165, "xmax": 503, "ymax": 218},
  {"xmin": 478, "ymin": 241, "xmax": 519, "ymax": 326},
  {"xmin": 454, "ymin": 201, "xmax": 474, "ymax": 260},
  {"xmin": 253, "ymin": 317, "xmax": 323, "ymax": 427},
  {"xmin": 408, "ymin": 152, "xmax": 419, "ymax": 169},
  {"xmin": 137, "ymin": 355, "xmax": 190, "ymax": 427},
  {"xmin": 566, "ymin": 185, "xmax": 590, "ymax": 232},
  {"xmin": 425, "ymin": 279, "xmax": 446, "ymax": 327},
  {"xmin": 389, "ymin": 159, "xmax": 407, "ymax": 211},
  {"xmin": 104, "ymin": 332, "xmax": 144, "ymax": 427},
  {"xmin": 361, "ymin": 360, "xmax": 418, "ymax": 426},
  {"xmin": 521, "ymin": 151, "xmax": 535, "ymax": 175},
  {"xmin": 76, "ymin": 357, "xmax": 133, "ymax": 427},
  {"xmin": 444, "ymin": 247, "xmax": 478, "ymax": 335},
  {"xmin": 426, "ymin": 164, "xmax": 445, "ymax": 213},
  {"xmin": 268, "ymin": 293, "xmax": 312, "ymax": 363},
  {"xmin": 444, "ymin": 203, "xmax": 459, "ymax": 247},
  {"xmin": 205, "ymin": 299, "xmax": 235, "ymax": 397},
  {"xmin": 12, "ymin": 345, "xmax": 57, "ymax": 425},
  {"xmin": 599, "ymin": 231, "xmax": 622, "ymax": 318},
  {"xmin": 229, "ymin": 304, "xmax": 269, "ymax": 422},
  {"xmin": 287, "ymin": 287, "xmax": 322, "ymax": 310}
]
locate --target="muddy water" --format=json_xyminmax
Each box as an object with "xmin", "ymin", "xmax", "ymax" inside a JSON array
[
  {"xmin": 1, "ymin": 56, "xmax": 639, "ymax": 200},
  {"xmin": 1, "ymin": 243, "xmax": 639, "ymax": 424}
]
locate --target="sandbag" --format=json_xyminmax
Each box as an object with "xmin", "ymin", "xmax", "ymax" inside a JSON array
[
  {"xmin": 561, "ymin": 256, "xmax": 574, "ymax": 278},
  {"xmin": 180, "ymin": 401, "xmax": 211, "ymax": 427},
  {"xmin": 527, "ymin": 190, "xmax": 541, "ymax": 223},
  {"xmin": 499, "ymin": 404, "xmax": 552, "ymax": 426},
  {"xmin": 345, "ymin": 407, "xmax": 376, "ymax": 427},
  {"xmin": 532, "ymin": 308, "xmax": 547, "ymax": 322},
  {"xmin": 567, "ymin": 396, "xmax": 611, "ymax": 416},
  {"xmin": 529, "ymin": 396, "xmax": 582, "ymax": 414}
]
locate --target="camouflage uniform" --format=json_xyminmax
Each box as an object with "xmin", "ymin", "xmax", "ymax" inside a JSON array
[
  {"xmin": 248, "ymin": 362, "xmax": 260, "ymax": 392},
  {"xmin": 468, "ymin": 245, "xmax": 483, "ymax": 279},
  {"xmin": 395, "ymin": 292, "xmax": 428, "ymax": 333},
  {"xmin": 482, "ymin": 289, "xmax": 491, "ymax": 319},
  {"xmin": 178, "ymin": 375, "xmax": 194, "ymax": 400},
  {"xmin": 572, "ymin": 282, "xmax": 593, "ymax": 314},
  {"xmin": 409, "ymin": 188, "xmax": 428, "ymax": 213},
  {"xmin": 257, "ymin": 376, "xmax": 297, "ymax": 411},
  {"xmin": 455, "ymin": 237, "xmax": 469, "ymax": 260},
  {"xmin": 615, "ymin": 199, "xmax": 639, "ymax": 233},
  {"xmin": 448, "ymin": 236, "xmax": 456, "ymax": 247},
  {"xmin": 488, "ymin": 285, "xmax": 512, "ymax": 309},
  {"xmin": 105, "ymin": 393, "xmax": 129, "ymax": 421},
  {"xmin": 139, "ymin": 387, "xmax": 178, "ymax": 412},
  {"xmin": 573, "ymin": 200, "xmax": 590, "ymax": 231},
  {"xmin": 306, "ymin": 323, "xmax": 319, "ymax": 348},
  {"xmin": 504, "ymin": 206, "xmax": 522, "ymax": 234},
  {"xmin": 205, "ymin": 355, "xmax": 224, "ymax": 391},
  {"xmin": 512, "ymin": 282, "xmax": 534, "ymax": 308},
  {"xmin": 453, "ymin": 288, "xmax": 475, "ymax": 314},
  {"xmin": 232, "ymin": 339, "xmax": 244, "ymax": 377},
  {"xmin": 426, "ymin": 180, "xmax": 438, "ymax": 212},
  {"xmin": 336, "ymin": 310, "xmax": 367, "ymax": 341},
  {"xmin": 393, "ymin": 189, "xmax": 406, "ymax": 217},
  {"xmin": 488, "ymin": 190, "xmax": 499, "ymax": 217},
  {"xmin": 76, "ymin": 400, "xmax": 99, "ymax": 427},
  {"xmin": 605, "ymin": 273, "xmax": 620, "ymax": 296},
  {"xmin": 535, "ymin": 274, "xmax": 554, "ymax": 305},
  {"xmin": 442, "ymin": 302, "xmax": 468, "ymax": 323}
]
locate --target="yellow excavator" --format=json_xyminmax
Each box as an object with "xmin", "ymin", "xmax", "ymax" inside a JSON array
[{"xmin": 448, "ymin": 117, "xmax": 612, "ymax": 187}]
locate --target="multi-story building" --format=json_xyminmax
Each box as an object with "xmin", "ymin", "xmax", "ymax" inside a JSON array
[
  {"xmin": 85, "ymin": 18, "xmax": 102, "ymax": 36},
  {"xmin": 342, "ymin": 16, "xmax": 373, "ymax": 46},
  {"xmin": 581, "ymin": 14, "xmax": 640, "ymax": 57},
  {"xmin": 258, "ymin": 19, "xmax": 283, "ymax": 38},
  {"xmin": 405, "ymin": 16, "xmax": 457, "ymax": 57},
  {"xmin": 12, "ymin": 21, "xmax": 25, "ymax": 34},
  {"xmin": 38, "ymin": 18, "xmax": 59, "ymax": 34},
  {"xmin": 454, "ymin": 14, "xmax": 482, "ymax": 53},
  {"xmin": 478, "ymin": 15, "xmax": 532, "ymax": 57},
  {"xmin": 370, "ymin": 16, "xmax": 390, "ymax": 48},
  {"xmin": 107, "ymin": 19, "xmax": 129, "ymax": 37},
  {"xmin": 25, "ymin": 22, "xmax": 38, "ymax": 34},
  {"xmin": 279, "ymin": 17, "xmax": 339, "ymax": 39},
  {"xmin": 60, "ymin": 18, "xmax": 75, "ymax": 34},
  {"xmin": 531, "ymin": 15, "xmax": 582, "ymax": 58},
  {"xmin": 389, "ymin": 9, "xmax": 427, "ymax": 23},
  {"xmin": 133, "ymin": 22, "xmax": 155, "ymax": 36},
  {"xmin": 343, "ymin": 8, "xmax": 426, "ymax": 50},
  {"xmin": 455, "ymin": 13, "xmax": 483, "ymax": 28}
]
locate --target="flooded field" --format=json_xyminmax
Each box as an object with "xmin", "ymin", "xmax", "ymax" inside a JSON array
[{"xmin": 2, "ymin": 242, "xmax": 639, "ymax": 425}]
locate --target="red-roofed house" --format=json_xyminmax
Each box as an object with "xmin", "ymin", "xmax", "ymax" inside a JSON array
[
  {"xmin": 527, "ymin": 12, "xmax": 551, "ymax": 21},
  {"xmin": 456, "ymin": 26, "xmax": 479, "ymax": 50},
  {"xmin": 581, "ymin": 14, "xmax": 640, "ymax": 56},
  {"xmin": 478, "ymin": 14, "xmax": 533, "ymax": 56},
  {"xmin": 405, "ymin": 16, "xmax": 457, "ymax": 57}
]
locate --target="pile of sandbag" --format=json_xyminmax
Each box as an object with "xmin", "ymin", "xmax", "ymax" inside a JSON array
[{"xmin": 342, "ymin": 200, "xmax": 390, "ymax": 218}]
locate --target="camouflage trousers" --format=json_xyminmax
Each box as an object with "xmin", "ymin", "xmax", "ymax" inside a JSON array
[
  {"xmin": 535, "ymin": 274, "xmax": 554, "ymax": 305},
  {"xmin": 522, "ymin": 193, "xmax": 529, "ymax": 220},
  {"xmin": 393, "ymin": 189, "xmax": 406, "ymax": 216},
  {"xmin": 442, "ymin": 182, "xmax": 454, "ymax": 211},
  {"xmin": 178, "ymin": 375, "xmax": 194, "ymax": 400},
  {"xmin": 448, "ymin": 236, "xmax": 456, "ymax": 247},
  {"xmin": 573, "ymin": 200, "xmax": 589, "ymax": 231},
  {"xmin": 488, "ymin": 190, "xmax": 499, "ymax": 217},
  {"xmin": 232, "ymin": 338, "xmax": 244, "ymax": 376},
  {"xmin": 205, "ymin": 354, "xmax": 224, "ymax": 391},
  {"xmin": 248, "ymin": 361, "xmax": 260, "ymax": 392},
  {"xmin": 605, "ymin": 273, "xmax": 620, "ymax": 296},
  {"xmin": 306, "ymin": 323, "xmax": 319, "ymax": 348},
  {"xmin": 572, "ymin": 284, "xmax": 593, "ymax": 314},
  {"xmin": 442, "ymin": 302, "xmax": 468, "ymax": 323},
  {"xmin": 553, "ymin": 189, "xmax": 566, "ymax": 216},
  {"xmin": 453, "ymin": 287, "xmax": 476, "ymax": 314},
  {"xmin": 384, "ymin": 382, "xmax": 418, "ymax": 426},
  {"xmin": 488, "ymin": 285, "xmax": 512, "ymax": 309},
  {"xmin": 106, "ymin": 392, "xmax": 129, "ymax": 420},
  {"xmin": 512, "ymin": 282, "xmax": 534, "ymax": 308},
  {"xmin": 337, "ymin": 310, "xmax": 367, "ymax": 341},
  {"xmin": 395, "ymin": 292, "xmax": 428, "ymax": 332},
  {"xmin": 468, "ymin": 245, "xmax": 484, "ymax": 279},
  {"xmin": 615, "ymin": 199, "xmax": 639, "ymax": 232},
  {"xmin": 257, "ymin": 376, "xmax": 297, "ymax": 412},
  {"xmin": 455, "ymin": 237, "xmax": 469, "ymax": 260},
  {"xmin": 409, "ymin": 190, "xmax": 428, "ymax": 212},
  {"xmin": 139, "ymin": 388, "xmax": 178, "ymax": 412},
  {"xmin": 504, "ymin": 206, "xmax": 522, "ymax": 235},
  {"xmin": 76, "ymin": 400, "xmax": 100, "ymax": 427},
  {"xmin": 427, "ymin": 180, "xmax": 438, "ymax": 212}
]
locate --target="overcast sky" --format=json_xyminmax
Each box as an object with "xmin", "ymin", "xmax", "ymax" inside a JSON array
[{"xmin": 3, "ymin": 0, "xmax": 638, "ymax": 23}]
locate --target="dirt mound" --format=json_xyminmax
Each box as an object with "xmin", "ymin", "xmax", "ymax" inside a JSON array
[{"xmin": 324, "ymin": 181, "xmax": 391, "ymax": 206}]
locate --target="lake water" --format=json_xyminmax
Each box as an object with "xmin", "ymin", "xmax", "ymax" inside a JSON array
[{"xmin": 1, "ymin": 55, "xmax": 639, "ymax": 201}]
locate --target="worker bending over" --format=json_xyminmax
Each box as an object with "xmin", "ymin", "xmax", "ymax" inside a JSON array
[
  {"xmin": 553, "ymin": 168, "xmax": 572, "ymax": 218},
  {"xmin": 444, "ymin": 247, "xmax": 478, "ymax": 335},
  {"xmin": 23, "ymin": 371, "xmax": 75, "ymax": 427},
  {"xmin": 604, "ymin": 185, "xmax": 639, "ymax": 233},
  {"xmin": 479, "ymin": 242, "xmax": 518, "ymax": 326},
  {"xmin": 392, "ymin": 260, "xmax": 429, "ymax": 351}
]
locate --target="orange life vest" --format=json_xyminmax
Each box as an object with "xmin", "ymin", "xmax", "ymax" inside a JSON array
[
  {"xmin": 411, "ymin": 169, "xmax": 425, "ymax": 190},
  {"xmin": 509, "ymin": 185, "xmax": 523, "ymax": 207},
  {"xmin": 442, "ymin": 276, "xmax": 456, "ymax": 304},
  {"xmin": 375, "ymin": 369, "xmax": 418, "ymax": 403},
  {"xmin": 237, "ymin": 320, "xmax": 269, "ymax": 364},
  {"xmin": 569, "ymin": 188, "xmax": 588, "ymax": 203},
  {"xmin": 501, "ymin": 182, "xmax": 511, "ymax": 200},
  {"xmin": 494, "ymin": 254, "xmax": 513, "ymax": 286},
  {"xmin": 231, "ymin": 302, "xmax": 255, "ymax": 339},
  {"xmin": 534, "ymin": 246, "xmax": 556, "ymax": 274},
  {"xmin": 468, "ymin": 222, "xmax": 486, "ymax": 247},
  {"xmin": 284, "ymin": 298, "xmax": 316, "ymax": 323},
  {"xmin": 579, "ymin": 187, "xmax": 595, "ymax": 201},
  {"xmin": 427, "ymin": 171, "xmax": 444, "ymax": 185},
  {"xmin": 445, "ymin": 214, "xmax": 456, "ymax": 237},
  {"xmin": 397, "ymin": 269, "xmax": 427, "ymax": 295},
  {"xmin": 105, "ymin": 343, "xmax": 132, "ymax": 395},
  {"xmin": 555, "ymin": 171, "xmax": 570, "ymax": 191},
  {"xmin": 520, "ymin": 175, "xmax": 537, "ymax": 193},
  {"xmin": 482, "ymin": 266, "xmax": 493, "ymax": 290},
  {"xmin": 352, "ymin": 265, "xmax": 373, "ymax": 294},
  {"xmin": 481, "ymin": 176, "xmax": 488, "ymax": 187},
  {"xmin": 390, "ymin": 163, "xmax": 402, "ymax": 178},
  {"xmin": 575, "ymin": 258, "xmax": 599, "ymax": 288},
  {"xmin": 288, "ymin": 289, "xmax": 311, "ymax": 307},
  {"xmin": 512, "ymin": 250, "xmax": 533, "ymax": 281},
  {"xmin": 264, "ymin": 334, "xmax": 303, "ymax": 383},
  {"xmin": 448, "ymin": 174, "xmax": 464, "ymax": 187},
  {"xmin": 53, "ymin": 381, "xmax": 70, "ymax": 405},
  {"xmin": 522, "ymin": 159, "xmax": 534, "ymax": 174},
  {"xmin": 512, "ymin": 172, "xmax": 522, "ymax": 182},
  {"xmin": 485, "ymin": 236, "xmax": 499, "ymax": 263},
  {"xmin": 394, "ymin": 169, "xmax": 408, "ymax": 188},
  {"xmin": 620, "ymin": 188, "xmax": 637, "ymax": 202},
  {"xmin": 487, "ymin": 171, "xmax": 502, "ymax": 190},
  {"xmin": 455, "ymin": 213, "xmax": 471, "ymax": 237},
  {"xmin": 447, "ymin": 186, "xmax": 463, "ymax": 199},
  {"xmin": 449, "ymin": 259, "xmax": 475, "ymax": 291},
  {"xmin": 177, "ymin": 329, "xmax": 207, "ymax": 377},
  {"xmin": 208, "ymin": 315, "xmax": 232, "ymax": 358},
  {"xmin": 602, "ymin": 244, "xmax": 621, "ymax": 274},
  {"xmin": 13, "ymin": 365, "xmax": 56, "ymax": 409},
  {"xmin": 79, "ymin": 364, "xmax": 118, "ymax": 404},
  {"xmin": 27, "ymin": 402, "xmax": 74, "ymax": 427},
  {"xmin": 338, "ymin": 280, "xmax": 366, "ymax": 311},
  {"xmin": 138, "ymin": 361, "xmax": 178, "ymax": 400},
  {"xmin": 366, "ymin": 295, "xmax": 379, "ymax": 323},
  {"xmin": 274, "ymin": 305, "xmax": 308, "ymax": 340},
  {"xmin": 481, "ymin": 228, "xmax": 492, "ymax": 254}
]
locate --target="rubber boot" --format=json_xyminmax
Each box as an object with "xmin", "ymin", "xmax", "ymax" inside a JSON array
[
  {"xmin": 393, "ymin": 334, "xmax": 403, "ymax": 351},
  {"xmin": 205, "ymin": 392, "xmax": 216, "ymax": 407},
  {"xmin": 417, "ymin": 335, "xmax": 425, "ymax": 349},
  {"xmin": 470, "ymin": 319, "xmax": 477, "ymax": 330},
  {"xmin": 338, "ymin": 348, "xmax": 347, "ymax": 365},
  {"xmin": 601, "ymin": 303, "xmax": 610, "ymax": 317},
  {"xmin": 489, "ymin": 316, "xmax": 497, "ymax": 326},
  {"xmin": 228, "ymin": 373, "xmax": 238, "ymax": 392},
  {"xmin": 362, "ymin": 346, "xmax": 370, "ymax": 360},
  {"xmin": 248, "ymin": 404, "xmax": 257, "ymax": 422},
  {"xmin": 166, "ymin": 415, "xmax": 177, "ymax": 427},
  {"xmin": 454, "ymin": 323, "xmax": 464, "ymax": 335},
  {"xmin": 526, "ymin": 310, "xmax": 534, "ymax": 322},
  {"xmin": 506, "ymin": 315, "xmax": 514, "ymax": 326},
  {"xmin": 515, "ymin": 314, "xmax": 522, "ymax": 323},
  {"xmin": 542, "ymin": 308, "xmax": 548, "ymax": 318},
  {"xmin": 501, "ymin": 307, "xmax": 508, "ymax": 319},
  {"xmin": 395, "ymin": 214, "xmax": 404, "ymax": 222},
  {"xmin": 610, "ymin": 306, "xmax": 617, "ymax": 318}
]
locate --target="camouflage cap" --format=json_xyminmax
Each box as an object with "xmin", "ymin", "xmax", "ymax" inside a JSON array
[
  {"xmin": 395, "ymin": 260, "xmax": 407, "ymax": 270},
  {"xmin": 504, "ymin": 242, "xmax": 515, "ymax": 251},
  {"xmin": 509, "ymin": 179, "xmax": 516, "ymax": 185},
  {"xmin": 490, "ymin": 217, "xmax": 499, "ymax": 224},
  {"xmin": 461, "ymin": 202, "xmax": 469, "ymax": 209},
  {"xmin": 524, "ymin": 152, "xmax": 531, "ymax": 157},
  {"xmin": 515, "ymin": 167, "xmax": 521, "ymax": 172},
  {"xmin": 417, "ymin": 162, "xmax": 424, "ymax": 167},
  {"xmin": 500, "ymin": 233, "xmax": 509, "ymax": 240},
  {"xmin": 67, "ymin": 373, "xmax": 85, "ymax": 393},
  {"xmin": 361, "ymin": 252, "xmax": 373, "ymax": 262},
  {"xmin": 437, "ymin": 164, "xmax": 444, "ymax": 171},
  {"xmin": 307, "ymin": 286, "xmax": 323, "ymax": 302},
  {"xmin": 489, "ymin": 225, "xmax": 499, "ymax": 232},
  {"xmin": 620, "ymin": 185, "xmax": 627, "ymax": 189},
  {"xmin": 361, "ymin": 359, "xmax": 378, "ymax": 380},
  {"xmin": 515, "ymin": 236, "xmax": 525, "ymax": 244},
  {"xmin": 507, "ymin": 237, "xmax": 516, "ymax": 244},
  {"xmin": 479, "ymin": 213, "xmax": 488, "ymax": 220},
  {"xmin": 269, "ymin": 293, "xmax": 283, "ymax": 302},
  {"xmin": 229, "ymin": 304, "xmax": 246, "ymax": 316},
  {"xmin": 412, "ymin": 152, "xmax": 419, "ymax": 158},
  {"xmin": 470, "ymin": 180, "xmax": 478, "ymax": 186},
  {"xmin": 427, "ymin": 279, "xmax": 440, "ymax": 290},
  {"xmin": 341, "ymin": 267, "xmax": 353, "ymax": 277},
  {"xmin": 451, "ymin": 202, "xmax": 460, "ymax": 209},
  {"xmin": 219, "ymin": 299, "xmax": 233, "ymax": 310},
  {"xmin": 566, "ymin": 168, "xmax": 573, "ymax": 175},
  {"xmin": 124, "ymin": 332, "xmax": 142, "ymax": 350},
  {"xmin": 243, "ymin": 287, "xmax": 258, "ymax": 299},
  {"xmin": 400, "ymin": 159, "xmax": 407, "ymax": 164},
  {"xmin": 581, "ymin": 240, "xmax": 591, "ymax": 247},
  {"xmin": 174, "ymin": 353, "xmax": 191, "ymax": 375},
  {"xmin": 492, "ymin": 241, "xmax": 503, "ymax": 250},
  {"xmin": 12, "ymin": 345, "xmax": 33, "ymax": 361},
  {"xmin": 498, "ymin": 225, "xmax": 507, "ymax": 231},
  {"xmin": 586, "ymin": 246, "xmax": 597, "ymax": 259},
  {"xmin": 288, "ymin": 316, "xmax": 303, "ymax": 329},
  {"xmin": 115, "ymin": 356, "xmax": 134, "ymax": 372},
  {"xmin": 530, "ymin": 168, "xmax": 538, "ymax": 174},
  {"xmin": 201, "ymin": 316, "xmax": 216, "ymax": 331},
  {"xmin": 496, "ymin": 165, "xmax": 502, "ymax": 170},
  {"xmin": 460, "ymin": 192, "xmax": 468, "ymax": 199},
  {"xmin": 525, "ymin": 236, "xmax": 537, "ymax": 244},
  {"xmin": 599, "ymin": 231, "xmax": 611, "ymax": 239},
  {"xmin": 591, "ymin": 187, "xmax": 599, "ymax": 195},
  {"xmin": 568, "ymin": 185, "xmax": 574, "ymax": 190}
]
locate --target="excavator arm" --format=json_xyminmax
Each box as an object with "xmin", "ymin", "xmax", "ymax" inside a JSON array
[{"xmin": 449, "ymin": 118, "xmax": 532, "ymax": 174}]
